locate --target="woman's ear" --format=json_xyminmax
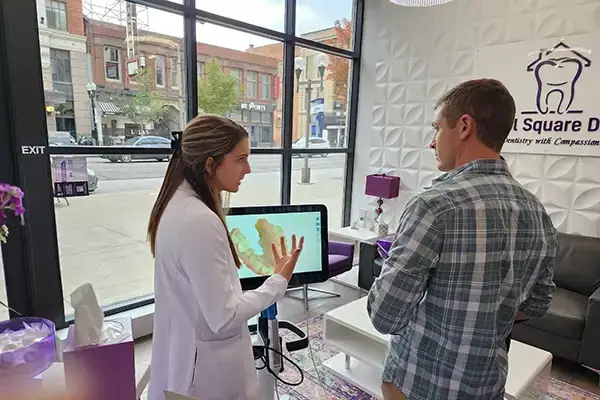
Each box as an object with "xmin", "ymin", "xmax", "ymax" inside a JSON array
[{"xmin": 205, "ymin": 157, "xmax": 214, "ymax": 177}]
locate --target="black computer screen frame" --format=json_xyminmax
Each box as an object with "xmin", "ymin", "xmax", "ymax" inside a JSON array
[{"xmin": 227, "ymin": 204, "xmax": 329, "ymax": 291}]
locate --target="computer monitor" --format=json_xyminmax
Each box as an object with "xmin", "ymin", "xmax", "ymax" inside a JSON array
[{"xmin": 226, "ymin": 204, "xmax": 329, "ymax": 291}]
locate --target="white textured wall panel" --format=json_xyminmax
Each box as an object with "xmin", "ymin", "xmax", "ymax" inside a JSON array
[{"xmin": 352, "ymin": 0, "xmax": 600, "ymax": 237}]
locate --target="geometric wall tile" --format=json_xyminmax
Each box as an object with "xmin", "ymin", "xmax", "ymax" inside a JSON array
[
  {"xmin": 383, "ymin": 126, "xmax": 402, "ymax": 147},
  {"xmin": 458, "ymin": 0, "xmax": 483, "ymax": 20},
  {"xmin": 407, "ymin": 58, "xmax": 428, "ymax": 81},
  {"xmin": 507, "ymin": 14, "xmax": 535, "ymax": 43},
  {"xmin": 509, "ymin": 0, "xmax": 536, "ymax": 14},
  {"xmin": 353, "ymin": 0, "xmax": 600, "ymax": 237},
  {"xmin": 480, "ymin": 20, "xmax": 507, "ymax": 46},
  {"xmin": 534, "ymin": 10, "xmax": 567, "ymax": 38},
  {"xmin": 375, "ymin": 62, "xmax": 390, "ymax": 83},
  {"xmin": 386, "ymin": 105, "xmax": 405, "ymax": 126}
]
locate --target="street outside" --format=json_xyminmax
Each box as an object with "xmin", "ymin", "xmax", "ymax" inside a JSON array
[{"xmin": 0, "ymin": 154, "xmax": 347, "ymax": 320}]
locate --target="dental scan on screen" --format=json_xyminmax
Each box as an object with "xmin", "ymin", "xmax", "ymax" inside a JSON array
[{"xmin": 227, "ymin": 211, "xmax": 323, "ymax": 279}]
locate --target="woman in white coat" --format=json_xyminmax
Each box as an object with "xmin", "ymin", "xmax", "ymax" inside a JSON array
[{"xmin": 146, "ymin": 115, "xmax": 304, "ymax": 400}]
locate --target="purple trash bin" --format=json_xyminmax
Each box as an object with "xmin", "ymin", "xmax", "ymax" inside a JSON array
[
  {"xmin": 0, "ymin": 317, "xmax": 56, "ymax": 384},
  {"xmin": 377, "ymin": 239, "xmax": 393, "ymax": 259}
]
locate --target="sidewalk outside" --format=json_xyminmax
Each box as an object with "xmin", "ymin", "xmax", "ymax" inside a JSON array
[{"xmin": 0, "ymin": 168, "xmax": 346, "ymax": 320}]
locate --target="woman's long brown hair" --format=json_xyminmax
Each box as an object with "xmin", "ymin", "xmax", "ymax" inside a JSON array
[{"xmin": 147, "ymin": 115, "xmax": 247, "ymax": 267}]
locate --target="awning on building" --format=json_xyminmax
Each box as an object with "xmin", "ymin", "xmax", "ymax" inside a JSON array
[
  {"xmin": 96, "ymin": 101, "xmax": 121, "ymax": 115},
  {"xmin": 97, "ymin": 101, "xmax": 159, "ymax": 116}
]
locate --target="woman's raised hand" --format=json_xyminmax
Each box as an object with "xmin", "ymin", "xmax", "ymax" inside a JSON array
[{"xmin": 272, "ymin": 234, "xmax": 304, "ymax": 281}]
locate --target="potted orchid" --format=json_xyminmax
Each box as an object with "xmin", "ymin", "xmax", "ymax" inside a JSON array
[{"xmin": 0, "ymin": 183, "xmax": 25, "ymax": 243}]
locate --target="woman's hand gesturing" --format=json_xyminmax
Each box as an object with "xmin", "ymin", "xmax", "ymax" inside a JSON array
[{"xmin": 272, "ymin": 234, "xmax": 304, "ymax": 281}]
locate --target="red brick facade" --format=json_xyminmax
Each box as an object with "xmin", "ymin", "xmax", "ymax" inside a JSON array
[
  {"xmin": 86, "ymin": 19, "xmax": 278, "ymax": 106},
  {"xmin": 66, "ymin": 0, "xmax": 84, "ymax": 36}
]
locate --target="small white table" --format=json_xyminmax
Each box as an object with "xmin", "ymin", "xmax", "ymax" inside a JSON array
[
  {"xmin": 329, "ymin": 226, "xmax": 384, "ymax": 243},
  {"xmin": 323, "ymin": 297, "xmax": 552, "ymax": 400}
]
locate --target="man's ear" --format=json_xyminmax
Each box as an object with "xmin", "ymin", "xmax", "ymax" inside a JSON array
[{"xmin": 459, "ymin": 114, "xmax": 475, "ymax": 141}]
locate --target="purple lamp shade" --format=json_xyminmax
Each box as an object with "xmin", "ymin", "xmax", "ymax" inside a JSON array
[
  {"xmin": 365, "ymin": 174, "xmax": 400, "ymax": 222},
  {"xmin": 365, "ymin": 174, "xmax": 400, "ymax": 199}
]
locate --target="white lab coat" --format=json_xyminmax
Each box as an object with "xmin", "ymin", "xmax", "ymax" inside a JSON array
[{"xmin": 147, "ymin": 182, "xmax": 289, "ymax": 400}]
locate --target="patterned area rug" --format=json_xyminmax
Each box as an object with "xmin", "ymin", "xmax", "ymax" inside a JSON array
[{"xmin": 277, "ymin": 316, "xmax": 600, "ymax": 400}]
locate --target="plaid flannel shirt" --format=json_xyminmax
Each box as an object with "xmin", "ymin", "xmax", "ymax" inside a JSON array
[{"xmin": 367, "ymin": 159, "xmax": 557, "ymax": 400}]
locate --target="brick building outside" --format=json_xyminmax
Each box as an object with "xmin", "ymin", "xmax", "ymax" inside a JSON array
[
  {"xmin": 35, "ymin": 0, "xmax": 339, "ymax": 148},
  {"xmin": 37, "ymin": 0, "xmax": 92, "ymax": 142},
  {"xmin": 249, "ymin": 27, "xmax": 350, "ymax": 148}
]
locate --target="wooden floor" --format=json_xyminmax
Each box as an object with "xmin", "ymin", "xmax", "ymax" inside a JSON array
[{"xmin": 134, "ymin": 280, "xmax": 600, "ymax": 397}]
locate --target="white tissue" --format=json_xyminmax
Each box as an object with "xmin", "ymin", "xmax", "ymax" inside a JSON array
[{"xmin": 70, "ymin": 283, "xmax": 104, "ymax": 348}]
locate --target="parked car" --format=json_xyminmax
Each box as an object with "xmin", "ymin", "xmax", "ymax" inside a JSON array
[
  {"xmin": 48, "ymin": 131, "xmax": 76, "ymax": 146},
  {"xmin": 101, "ymin": 135, "xmax": 171, "ymax": 163},
  {"xmin": 292, "ymin": 137, "xmax": 330, "ymax": 157},
  {"xmin": 87, "ymin": 168, "xmax": 98, "ymax": 192}
]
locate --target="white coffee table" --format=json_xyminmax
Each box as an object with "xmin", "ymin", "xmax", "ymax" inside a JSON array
[
  {"xmin": 329, "ymin": 226, "xmax": 384, "ymax": 243},
  {"xmin": 323, "ymin": 297, "xmax": 552, "ymax": 400}
]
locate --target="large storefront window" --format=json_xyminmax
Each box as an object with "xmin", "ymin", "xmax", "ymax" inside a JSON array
[{"xmin": 0, "ymin": 0, "xmax": 363, "ymax": 331}]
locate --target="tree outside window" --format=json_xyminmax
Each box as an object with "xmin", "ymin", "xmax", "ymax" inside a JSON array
[
  {"xmin": 115, "ymin": 68, "xmax": 167, "ymax": 135},
  {"xmin": 198, "ymin": 58, "xmax": 240, "ymax": 116},
  {"xmin": 326, "ymin": 19, "xmax": 352, "ymax": 108}
]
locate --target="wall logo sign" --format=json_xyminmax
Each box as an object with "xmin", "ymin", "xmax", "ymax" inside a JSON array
[
  {"xmin": 474, "ymin": 36, "xmax": 600, "ymax": 155},
  {"xmin": 524, "ymin": 41, "xmax": 590, "ymax": 116}
]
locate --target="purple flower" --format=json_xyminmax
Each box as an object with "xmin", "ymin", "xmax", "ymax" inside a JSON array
[{"xmin": 0, "ymin": 183, "xmax": 26, "ymax": 243}]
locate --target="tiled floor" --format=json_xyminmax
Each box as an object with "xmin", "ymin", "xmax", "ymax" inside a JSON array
[{"xmin": 133, "ymin": 279, "xmax": 600, "ymax": 398}]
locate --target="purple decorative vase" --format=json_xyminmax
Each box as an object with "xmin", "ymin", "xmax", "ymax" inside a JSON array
[{"xmin": 0, "ymin": 317, "xmax": 56, "ymax": 383}]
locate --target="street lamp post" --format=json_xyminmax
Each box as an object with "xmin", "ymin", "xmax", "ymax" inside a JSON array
[
  {"xmin": 294, "ymin": 53, "xmax": 329, "ymax": 184},
  {"xmin": 86, "ymin": 82, "xmax": 98, "ymax": 144}
]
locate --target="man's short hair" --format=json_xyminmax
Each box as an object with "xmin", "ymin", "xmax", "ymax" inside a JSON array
[{"xmin": 435, "ymin": 78, "xmax": 516, "ymax": 152}]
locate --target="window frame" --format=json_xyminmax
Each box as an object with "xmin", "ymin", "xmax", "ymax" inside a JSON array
[
  {"xmin": 171, "ymin": 57, "xmax": 180, "ymax": 89},
  {"xmin": 0, "ymin": 0, "xmax": 365, "ymax": 331},
  {"xmin": 104, "ymin": 46, "xmax": 121, "ymax": 81},
  {"xmin": 45, "ymin": 0, "xmax": 67, "ymax": 31},
  {"xmin": 260, "ymin": 73, "xmax": 271, "ymax": 100},
  {"xmin": 246, "ymin": 70, "xmax": 258, "ymax": 99},
  {"xmin": 50, "ymin": 48, "xmax": 72, "ymax": 84},
  {"xmin": 230, "ymin": 67, "xmax": 242, "ymax": 94},
  {"xmin": 155, "ymin": 55, "xmax": 165, "ymax": 87}
]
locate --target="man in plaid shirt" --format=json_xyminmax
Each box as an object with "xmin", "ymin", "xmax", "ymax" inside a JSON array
[{"xmin": 367, "ymin": 79, "xmax": 558, "ymax": 400}]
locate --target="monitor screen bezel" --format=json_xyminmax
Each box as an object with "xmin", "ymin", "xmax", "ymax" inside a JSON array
[{"xmin": 227, "ymin": 204, "xmax": 329, "ymax": 291}]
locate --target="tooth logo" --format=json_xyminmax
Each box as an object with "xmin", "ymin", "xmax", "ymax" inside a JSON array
[{"xmin": 526, "ymin": 41, "xmax": 591, "ymax": 115}]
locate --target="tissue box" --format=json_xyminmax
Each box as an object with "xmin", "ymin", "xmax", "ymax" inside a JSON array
[{"xmin": 63, "ymin": 317, "xmax": 135, "ymax": 400}]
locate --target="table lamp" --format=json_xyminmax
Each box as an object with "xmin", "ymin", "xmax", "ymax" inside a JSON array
[{"xmin": 365, "ymin": 174, "xmax": 400, "ymax": 235}]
